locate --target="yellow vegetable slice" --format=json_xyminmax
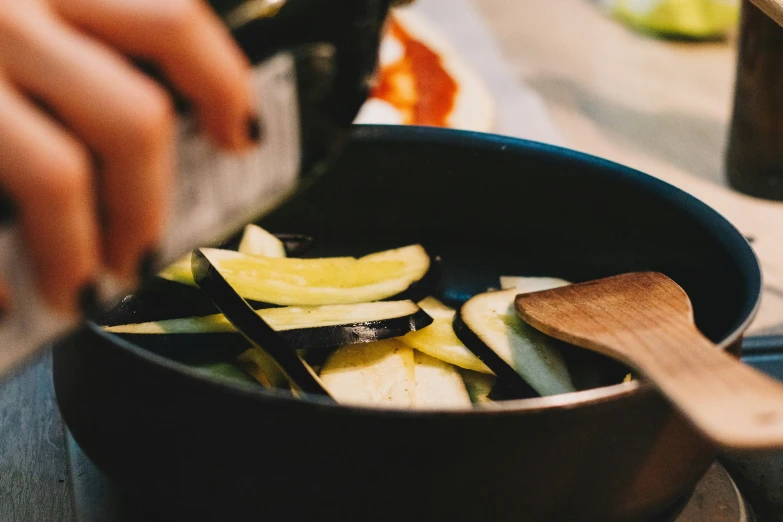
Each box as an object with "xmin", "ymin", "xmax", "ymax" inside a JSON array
[
  {"xmin": 158, "ymin": 245, "xmax": 430, "ymax": 305},
  {"xmin": 401, "ymin": 297, "xmax": 493, "ymax": 374},
  {"xmin": 319, "ymin": 339, "xmax": 415, "ymax": 407},
  {"xmin": 413, "ymin": 352, "xmax": 471, "ymax": 409}
]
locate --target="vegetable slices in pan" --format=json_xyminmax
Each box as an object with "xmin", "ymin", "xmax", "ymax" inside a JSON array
[
  {"xmin": 104, "ymin": 300, "xmax": 433, "ymax": 357},
  {"xmin": 103, "ymin": 225, "xmax": 629, "ymax": 409},
  {"xmin": 400, "ymin": 297, "xmax": 492, "ymax": 374}
]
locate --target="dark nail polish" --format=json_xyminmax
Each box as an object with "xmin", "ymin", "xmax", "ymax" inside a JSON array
[
  {"xmin": 247, "ymin": 116, "xmax": 263, "ymax": 143},
  {"xmin": 78, "ymin": 283, "xmax": 100, "ymax": 317},
  {"xmin": 138, "ymin": 250, "xmax": 160, "ymax": 281}
]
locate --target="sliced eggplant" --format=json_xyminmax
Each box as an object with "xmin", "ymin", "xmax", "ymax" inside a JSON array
[
  {"xmin": 191, "ymin": 248, "xmax": 332, "ymax": 398},
  {"xmin": 413, "ymin": 352, "xmax": 471, "ymax": 409},
  {"xmin": 455, "ymin": 289, "xmax": 575, "ymax": 397},
  {"xmin": 159, "ymin": 229, "xmax": 313, "ymax": 283},
  {"xmin": 103, "ymin": 300, "xmax": 433, "ymax": 360},
  {"xmin": 400, "ymin": 297, "xmax": 492, "ymax": 374},
  {"xmin": 499, "ymin": 276, "xmax": 571, "ymax": 292},
  {"xmin": 238, "ymin": 224, "xmax": 286, "ymax": 257},
  {"xmin": 499, "ymin": 276, "xmax": 632, "ymax": 391},
  {"xmin": 459, "ymin": 368, "xmax": 497, "ymax": 404},
  {"xmin": 159, "ymin": 245, "xmax": 431, "ymax": 306},
  {"xmin": 319, "ymin": 339, "xmax": 415, "ymax": 407}
]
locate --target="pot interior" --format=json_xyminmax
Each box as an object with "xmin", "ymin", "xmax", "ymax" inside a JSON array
[{"xmin": 95, "ymin": 125, "xmax": 761, "ymax": 405}]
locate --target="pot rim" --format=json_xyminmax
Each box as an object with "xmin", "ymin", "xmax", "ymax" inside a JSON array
[{"xmin": 87, "ymin": 125, "xmax": 763, "ymax": 417}]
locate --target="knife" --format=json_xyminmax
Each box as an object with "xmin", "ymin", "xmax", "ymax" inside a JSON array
[{"xmin": 0, "ymin": 53, "xmax": 307, "ymax": 379}]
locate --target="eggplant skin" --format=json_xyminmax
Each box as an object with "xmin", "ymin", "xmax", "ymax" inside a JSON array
[
  {"xmin": 112, "ymin": 309, "xmax": 433, "ymax": 364},
  {"xmin": 452, "ymin": 314, "xmax": 539, "ymax": 400},
  {"xmin": 279, "ymin": 309, "xmax": 432, "ymax": 349}
]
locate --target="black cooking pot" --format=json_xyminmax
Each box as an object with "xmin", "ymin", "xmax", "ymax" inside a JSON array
[{"xmin": 53, "ymin": 126, "xmax": 761, "ymax": 522}]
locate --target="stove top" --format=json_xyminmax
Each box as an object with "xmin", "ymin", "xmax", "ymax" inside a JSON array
[{"xmin": 66, "ymin": 431, "xmax": 754, "ymax": 522}]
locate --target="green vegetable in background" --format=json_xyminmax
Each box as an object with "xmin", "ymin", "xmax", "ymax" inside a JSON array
[{"xmin": 597, "ymin": 0, "xmax": 739, "ymax": 38}]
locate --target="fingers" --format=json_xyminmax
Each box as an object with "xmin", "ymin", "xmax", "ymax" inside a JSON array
[
  {"xmin": 0, "ymin": 4, "xmax": 174, "ymax": 282},
  {"xmin": 0, "ymin": 80, "xmax": 100, "ymax": 315},
  {"xmin": 52, "ymin": 0, "xmax": 257, "ymax": 150}
]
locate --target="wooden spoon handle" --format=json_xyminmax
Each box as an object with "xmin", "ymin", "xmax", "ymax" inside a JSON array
[
  {"xmin": 750, "ymin": 0, "xmax": 783, "ymax": 27},
  {"xmin": 603, "ymin": 326, "xmax": 783, "ymax": 449}
]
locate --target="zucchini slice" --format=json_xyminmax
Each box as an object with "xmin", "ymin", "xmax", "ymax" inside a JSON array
[
  {"xmin": 499, "ymin": 276, "xmax": 571, "ymax": 292},
  {"xmin": 237, "ymin": 224, "xmax": 286, "ymax": 257},
  {"xmin": 103, "ymin": 300, "xmax": 433, "ymax": 359},
  {"xmin": 319, "ymin": 339, "xmax": 415, "ymax": 407},
  {"xmin": 413, "ymin": 352, "xmax": 471, "ymax": 409},
  {"xmin": 158, "ymin": 245, "xmax": 431, "ymax": 306},
  {"xmin": 400, "ymin": 297, "xmax": 493, "ymax": 374},
  {"xmin": 455, "ymin": 289, "xmax": 575, "ymax": 397}
]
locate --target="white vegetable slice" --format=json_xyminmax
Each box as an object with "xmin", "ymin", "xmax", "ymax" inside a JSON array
[
  {"xmin": 237, "ymin": 224, "xmax": 286, "ymax": 257},
  {"xmin": 459, "ymin": 289, "xmax": 575, "ymax": 396},
  {"xmin": 319, "ymin": 339, "xmax": 415, "ymax": 407},
  {"xmin": 158, "ymin": 244, "xmax": 431, "ymax": 306},
  {"xmin": 400, "ymin": 297, "xmax": 493, "ymax": 374},
  {"xmin": 413, "ymin": 352, "xmax": 471, "ymax": 409},
  {"xmin": 499, "ymin": 276, "xmax": 571, "ymax": 292}
]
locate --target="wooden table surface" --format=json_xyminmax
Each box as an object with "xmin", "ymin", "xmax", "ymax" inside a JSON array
[{"xmin": 3, "ymin": 1, "xmax": 783, "ymax": 520}]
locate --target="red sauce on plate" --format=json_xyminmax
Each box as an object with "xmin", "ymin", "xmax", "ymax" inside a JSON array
[{"xmin": 370, "ymin": 17, "xmax": 457, "ymax": 127}]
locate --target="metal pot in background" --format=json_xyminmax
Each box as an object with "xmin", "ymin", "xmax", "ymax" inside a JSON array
[{"xmin": 726, "ymin": 0, "xmax": 783, "ymax": 200}]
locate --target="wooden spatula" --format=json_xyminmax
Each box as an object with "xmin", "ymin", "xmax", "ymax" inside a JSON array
[
  {"xmin": 514, "ymin": 272, "xmax": 783, "ymax": 450},
  {"xmin": 750, "ymin": 0, "xmax": 783, "ymax": 28}
]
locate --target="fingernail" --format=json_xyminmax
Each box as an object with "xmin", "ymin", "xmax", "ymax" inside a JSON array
[
  {"xmin": 78, "ymin": 282, "xmax": 100, "ymax": 317},
  {"xmin": 247, "ymin": 115, "xmax": 263, "ymax": 143}
]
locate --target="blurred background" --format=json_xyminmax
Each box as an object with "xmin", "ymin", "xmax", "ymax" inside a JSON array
[
  {"xmin": 369, "ymin": 0, "xmax": 742, "ymax": 187},
  {"xmin": 362, "ymin": 0, "xmax": 783, "ymax": 337}
]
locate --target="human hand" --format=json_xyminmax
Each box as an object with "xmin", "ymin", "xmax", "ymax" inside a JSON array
[{"xmin": 0, "ymin": 0, "xmax": 258, "ymax": 315}]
